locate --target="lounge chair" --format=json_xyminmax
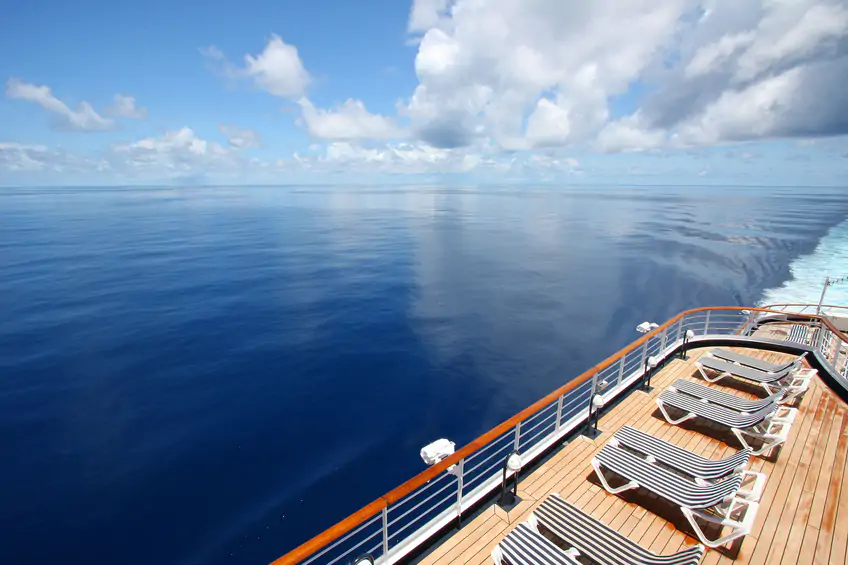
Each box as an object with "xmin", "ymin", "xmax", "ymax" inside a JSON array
[
  {"xmin": 534, "ymin": 494, "xmax": 706, "ymax": 565},
  {"xmin": 591, "ymin": 444, "xmax": 759, "ymax": 548},
  {"xmin": 707, "ymin": 348, "xmax": 806, "ymax": 374},
  {"xmin": 656, "ymin": 389, "xmax": 796, "ymax": 456},
  {"xmin": 695, "ymin": 356, "xmax": 814, "ymax": 401},
  {"xmin": 672, "ymin": 379, "xmax": 786, "ymax": 411},
  {"xmin": 612, "ymin": 425, "xmax": 753, "ymax": 482},
  {"xmin": 491, "ymin": 520, "xmax": 580, "ymax": 565}
]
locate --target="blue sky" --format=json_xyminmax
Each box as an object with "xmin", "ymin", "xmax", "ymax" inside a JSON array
[{"xmin": 1, "ymin": 0, "xmax": 847, "ymax": 186}]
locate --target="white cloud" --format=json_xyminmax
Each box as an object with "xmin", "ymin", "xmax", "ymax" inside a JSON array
[
  {"xmin": 106, "ymin": 94, "xmax": 147, "ymax": 119},
  {"xmin": 0, "ymin": 142, "xmax": 108, "ymax": 172},
  {"xmin": 5, "ymin": 78, "xmax": 115, "ymax": 131},
  {"xmin": 203, "ymin": 35, "xmax": 310, "ymax": 98},
  {"xmin": 408, "ymin": 0, "xmax": 451, "ymax": 33},
  {"xmin": 676, "ymin": 67, "xmax": 803, "ymax": 145},
  {"xmin": 685, "ymin": 32, "xmax": 755, "ymax": 78},
  {"xmin": 596, "ymin": 113, "xmax": 667, "ymax": 153},
  {"xmin": 110, "ymin": 127, "xmax": 237, "ymax": 176},
  {"xmin": 405, "ymin": 0, "xmax": 848, "ymax": 152},
  {"xmin": 220, "ymin": 124, "xmax": 260, "ymax": 148},
  {"xmin": 289, "ymin": 140, "xmax": 585, "ymax": 177},
  {"xmin": 406, "ymin": 0, "xmax": 686, "ymax": 148},
  {"xmin": 297, "ymin": 98, "xmax": 403, "ymax": 140},
  {"xmin": 292, "ymin": 141, "xmax": 489, "ymax": 174}
]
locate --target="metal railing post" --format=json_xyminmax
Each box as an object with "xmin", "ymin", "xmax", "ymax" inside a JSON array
[
  {"xmin": 639, "ymin": 340, "xmax": 648, "ymax": 378},
  {"xmin": 555, "ymin": 394, "xmax": 564, "ymax": 431},
  {"xmin": 616, "ymin": 356, "xmax": 625, "ymax": 388},
  {"xmin": 455, "ymin": 459, "xmax": 464, "ymax": 527},
  {"xmin": 676, "ymin": 319, "xmax": 683, "ymax": 343},
  {"xmin": 660, "ymin": 328, "xmax": 668, "ymax": 353},
  {"xmin": 381, "ymin": 507, "xmax": 389, "ymax": 558},
  {"xmin": 744, "ymin": 311, "xmax": 757, "ymax": 336},
  {"xmin": 704, "ymin": 311, "xmax": 711, "ymax": 335},
  {"xmin": 513, "ymin": 422, "xmax": 521, "ymax": 451}
]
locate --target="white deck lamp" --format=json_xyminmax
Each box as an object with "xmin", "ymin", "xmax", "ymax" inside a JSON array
[
  {"xmin": 498, "ymin": 450, "xmax": 523, "ymax": 511},
  {"xmin": 636, "ymin": 321, "xmax": 660, "ymax": 334},
  {"xmin": 681, "ymin": 329, "xmax": 695, "ymax": 360},
  {"xmin": 351, "ymin": 553, "xmax": 375, "ymax": 565},
  {"xmin": 583, "ymin": 393, "xmax": 604, "ymax": 439},
  {"xmin": 644, "ymin": 355, "xmax": 659, "ymax": 391}
]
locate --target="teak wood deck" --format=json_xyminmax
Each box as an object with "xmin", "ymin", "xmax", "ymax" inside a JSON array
[{"xmin": 417, "ymin": 341, "xmax": 848, "ymax": 565}]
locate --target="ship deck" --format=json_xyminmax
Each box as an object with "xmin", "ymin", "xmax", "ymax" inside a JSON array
[{"xmin": 417, "ymin": 338, "xmax": 848, "ymax": 565}]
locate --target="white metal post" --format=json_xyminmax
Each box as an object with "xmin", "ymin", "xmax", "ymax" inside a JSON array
[
  {"xmin": 455, "ymin": 458, "xmax": 464, "ymax": 523},
  {"xmin": 616, "ymin": 355, "xmax": 625, "ymax": 388},
  {"xmin": 382, "ymin": 507, "xmax": 389, "ymax": 558},
  {"xmin": 513, "ymin": 422, "xmax": 521, "ymax": 451},
  {"xmin": 555, "ymin": 394, "xmax": 564, "ymax": 431},
  {"xmin": 817, "ymin": 276, "xmax": 829, "ymax": 316},
  {"xmin": 704, "ymin": 311, "xmax": 711, "ymax": 335}
]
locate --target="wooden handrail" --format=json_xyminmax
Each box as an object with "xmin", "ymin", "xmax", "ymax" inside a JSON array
[
  {"xmin": 271, "ymin": 305, "xmax": 847, "ymax": 565},
  {"xmin": 272, "ymin": 498, "xmax": 387, "ymax": 565},
  {"xmin": 762, "ymin": 303, "xmax": 848, "ymax": 311}
]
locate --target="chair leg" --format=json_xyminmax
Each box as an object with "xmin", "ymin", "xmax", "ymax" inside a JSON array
[
  {"xmin": 680, "ymin": 507, "xmax": 752, "ymax": 548},
  {"xmin": 731, "ymin": 428, "xmax": 784, "ymax": 457},
  {"xmin": 656, "ymin": 400, "xmax": 696, "ymax": 425},
  {"xmin": 680, "ymin": 498, "xmax": 759, "ymax": 547},
  {"xmin": 591, "ymin": 459, "xmax": 638, "ymax": 494},
  {"xmin": 696, "ymin": 363, "xmax": 725, "ymax": 383}
]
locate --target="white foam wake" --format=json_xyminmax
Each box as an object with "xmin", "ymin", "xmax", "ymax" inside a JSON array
[{"xmin": 760, "ymin": 216, "xmax": 848, "ymax": 308}]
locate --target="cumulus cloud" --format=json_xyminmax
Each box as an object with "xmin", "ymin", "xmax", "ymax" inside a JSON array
[
  {"xmin": 405, "ymin": 0, "xmax": 685, "ymax": 149},
  {"xmin": 0, "ymin": 142, "xmax": 108, "ymax": 172},
  {"xmin": 202, "ymin": 35, "xmax": 310, "ymax": 98},
  {"xmin": 404, "ymin": 0, "xmax": 848, "ymax": 152},
  {"xmin": 110, "ymin": 127, "xmax": 237, "ymax": 175},
  {"xmin": 297, "ymin": 98, "xmax": 403, "ymax": 140},
  {"xmin": 220, "ymin": 124, "xmax": 260, "ymax": 148},
  {"xmin": 5, "ymin": 78, "xmax": 115, "ymax": 131},
  {"xmin": 106, "ymin": 94, "xmax": 147, "ymax": 119}
]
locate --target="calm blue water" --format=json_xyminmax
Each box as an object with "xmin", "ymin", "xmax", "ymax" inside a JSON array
[{"xmin": 1, "ymin": 184, "xmax": 847, "ymax": 565}]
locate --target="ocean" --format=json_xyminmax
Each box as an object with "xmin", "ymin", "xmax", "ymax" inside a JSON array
[{"xmin": 1, "ymin": 184, "xmax": 846, "ymax": 565}]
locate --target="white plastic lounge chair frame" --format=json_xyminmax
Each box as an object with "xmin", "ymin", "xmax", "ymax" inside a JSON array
[
  {"xmin": 656, "ymin": 388, "xmax": 797, "ymax": 456},
  {"xmin": 695, "ymin": 352, "xmax": 815, "ymax": 403},
  {"xmin": 591, "ymin": 444, "xmax": 760, "ymax": 549}
]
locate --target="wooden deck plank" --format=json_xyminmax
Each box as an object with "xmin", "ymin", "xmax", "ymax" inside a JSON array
[{"xmin": 415, "ymin": 346, "xmax": 848, "ymax": 565}]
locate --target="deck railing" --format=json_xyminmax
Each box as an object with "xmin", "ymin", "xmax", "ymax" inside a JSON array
[
  {"xmin": 760, "ymin": 303, "xmax": 848, "ymax": 316},
  {"xmin": 271, "ymin": 306, "xmax": 848, "ymax": 565}
]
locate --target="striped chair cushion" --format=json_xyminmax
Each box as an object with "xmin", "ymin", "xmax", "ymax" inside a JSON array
[
  {"xmin": 658, "ymin": 390, "xmax": 775, "ymax": 429},
  {"xmin": 698, "ymin": 357, "xmax": 792, "ymax": 384},
  {"xmin": 594, "ymin": 444, "xmax": 743, "ymax": 510},
  {"xmin": 615, "ymin": 425, "xmax": 750, "ymax": 480},
  {"xmin": 536, "ymin": 494, "xmax": 705, "ymax": 565},
  {"xmin": 499, "ymin": 522, "xmax": 579, "ymax": 565},
  {"xmin": 709, "ymin": 348, "xmax": 796, "ymax": 373},
  {"xmin": 673, "ymin": 379, "xmax": 783, "ymax": 411}
]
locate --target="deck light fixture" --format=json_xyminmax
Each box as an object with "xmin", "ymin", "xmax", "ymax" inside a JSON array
[
  {"xmin": 498, "ymin": 450, "xmax": 523, "ymax": 511},
  {"xmin": 644, "ymin": 355, "xmax": 659, "ymax": 391},
  {"xmin": 350, "ymin": 553, "xmax": 375, "ymax": 565},
  {"xmin": 583, "ymin": 393, "xmax": 604, "ymax": 439},
  {"xmin": 636, "ymin": 321, "xmax": 660, "ymax": 334},
  {"xmin": 681, "ymin": 329, "xmax": 695, "ymax": 360}
]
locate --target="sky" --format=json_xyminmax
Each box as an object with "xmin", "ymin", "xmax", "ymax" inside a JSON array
[{"xmin": 1, "ymin": 0, "xmax": 847, "ymax": 186}]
